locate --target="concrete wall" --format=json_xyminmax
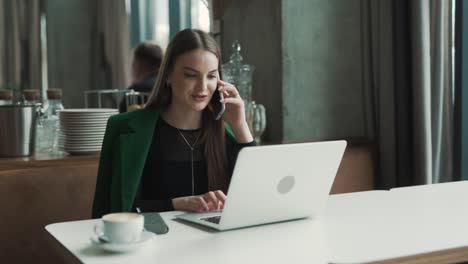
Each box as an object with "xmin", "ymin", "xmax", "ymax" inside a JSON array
[
  {"xmin": 45, "ymin": 0, "xmax": 94, "ymax": 108},
  {"xmin": 222, "ymin": 0, "xmax": 368, "ymax": 142},
  {"xmin": 221, "ymin": 0, "xmax": 283, "ymax": 142},
  {"xmin": 282, "ymin": 0, "xmax": 366, "ymax": 141}
]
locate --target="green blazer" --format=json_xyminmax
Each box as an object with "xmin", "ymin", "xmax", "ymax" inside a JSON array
[{"xmin": 91, "ymin": 107, "xmax": 234, "ymax": 218}]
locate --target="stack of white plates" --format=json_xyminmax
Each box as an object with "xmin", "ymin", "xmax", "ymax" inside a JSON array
[{"xmin": 58, "ymin": 109, "xmax": 118, "ymax": 155}]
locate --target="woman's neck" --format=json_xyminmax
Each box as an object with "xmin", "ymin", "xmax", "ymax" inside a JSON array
[{"xmin": 162, "ymin": 104, "xmax": 202, "ymax": 130}]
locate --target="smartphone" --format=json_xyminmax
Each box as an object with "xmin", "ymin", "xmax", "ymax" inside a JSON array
[
  {"xmin": 211, "ymin": 86, "xmax": 225, "ymax": 120},
  {"xmin": 142, "ymin": 212, "xmax": 169, "ymax": 234}
]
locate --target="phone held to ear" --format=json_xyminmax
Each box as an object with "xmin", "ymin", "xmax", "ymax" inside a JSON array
[{"xmin": 211, "ymin": 86, "xmax": 225, "ymax": 120}]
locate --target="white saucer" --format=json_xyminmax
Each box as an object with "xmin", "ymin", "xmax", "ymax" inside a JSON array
[{"xmin": 90, "ymin": 231, "xmax": 156, "ymax": 253}]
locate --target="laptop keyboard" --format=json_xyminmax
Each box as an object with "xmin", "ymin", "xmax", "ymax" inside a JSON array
[{"xmin": 200, "ymin": 215, "xmax": 221, "ymax": 224}]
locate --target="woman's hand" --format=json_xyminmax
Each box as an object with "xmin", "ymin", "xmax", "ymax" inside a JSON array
[
  {"xmin": 217, "ymin": 80, "xmax": 254, "ymax": 143},
  {"xmin": 172, "ymin": 190, "xmax": 227, "ymax": 213}
]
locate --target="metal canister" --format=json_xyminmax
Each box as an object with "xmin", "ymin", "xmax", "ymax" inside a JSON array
[{"xmin": 0, "ymin": 105, "xmax": 37, "ymax": 157}]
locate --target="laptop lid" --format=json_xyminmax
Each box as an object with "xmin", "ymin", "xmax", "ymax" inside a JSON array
[{"xmin": 177, "ymin": 140, "xmax": 347, "ymax": 230}]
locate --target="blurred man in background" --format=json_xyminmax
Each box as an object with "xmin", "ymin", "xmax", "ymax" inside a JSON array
[{"xmin": 119, "ymin": 41, "xmax": 163, "ymax": 112}]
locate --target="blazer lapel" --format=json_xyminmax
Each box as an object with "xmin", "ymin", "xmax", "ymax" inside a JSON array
[{"xmin": 118, "ymin": 107, "xmax": 160, "ymax": 211}]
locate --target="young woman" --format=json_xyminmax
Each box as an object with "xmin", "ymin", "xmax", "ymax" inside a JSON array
[{"xmin": 92, "ymin": 29, "xmax": 255, "ymax": 218}]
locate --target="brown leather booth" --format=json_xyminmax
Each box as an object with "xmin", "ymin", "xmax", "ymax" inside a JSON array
[
  {"xmin": 0, "ymin": 162, "xmax": 98, "ymax": 264},
  {"xmin": 0, "ymin": 143, "xmax": 373, "ymax": 263}
]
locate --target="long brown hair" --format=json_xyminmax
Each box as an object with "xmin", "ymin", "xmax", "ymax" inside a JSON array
[{"xmin": 146, "ymin": 29, "xmax": 228, "ymax": 192}]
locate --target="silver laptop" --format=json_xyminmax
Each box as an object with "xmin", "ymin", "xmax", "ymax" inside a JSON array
[{"xmin": 175, "ymin": 140, "xmax": 347, "ymax": 231}]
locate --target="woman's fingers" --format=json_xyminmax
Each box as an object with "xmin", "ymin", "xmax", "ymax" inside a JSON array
[
  {"xmin": 221, "ymin": 97, "xmax": 244, "ymax": 107},
  {"xmin": 195, "ymin": 196, "xmax": 209, "ymax": 212},
  {"xmin": 204, "ymin": 191, "xmax": 221, "ymax": 210},
  {"xmin": 185, "ymin": 191, "xmax": 228, "ymax": 213},
  {"xmin": 214, "ymin": 190, "xmax": 226, "ymax": 210},
  {"xmin": 214, "ymin": 190, "xmax": 226, "ymax": 203},
  {"xmin": 198, "ymin": 191, "xmax": 227, "ymax": 211},
  {"xmin": 218, "ymin": 83, "xmax": 240, "ymax": 98},
  {"xmin": 217, "ymin": 79, "xmax": 230, "ymax": 87},
  {"xmin": 182, "ymin": 193, "xmax": 228, "ymax": 213}
]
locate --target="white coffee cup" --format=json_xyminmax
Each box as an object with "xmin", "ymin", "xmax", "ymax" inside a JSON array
[{"xmin": 94, "ymin": 212, "xmax": 144, "ymax": 243}]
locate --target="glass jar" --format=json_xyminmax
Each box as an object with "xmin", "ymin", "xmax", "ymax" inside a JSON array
[
  {"xmin": 35, "ymin": 89, "xmax": 65, "ymax": 153},
  {"xmin": 247, "ymin": 101, "xmax": 267, "ymax": 144},
  {"xmin": 23, "ymin": 89, "xmax": 47, "ymax": 153},
  {"xmin": 0, "ymin": 89, "xmax": 13, "ymax": 105},
  {"xmin": 45, "ymin": 89, "xmax": 65, "ymax": 116},
  {"xmin": 222, "ymin": 41, "xmax": 255, "ymax": 104},
  {"xmin": 45, "ymin": 89, "xmax": 65, "ymax": 153}
]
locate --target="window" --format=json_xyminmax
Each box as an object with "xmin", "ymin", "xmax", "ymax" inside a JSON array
[{"xmin": 127, "ymin": 0, "xmax": 211, "ymax": 49}]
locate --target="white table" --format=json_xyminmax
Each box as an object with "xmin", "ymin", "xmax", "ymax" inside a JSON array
[{"xmin": 46, "ymin": 181, "xmax": 468, "ymax": 264}]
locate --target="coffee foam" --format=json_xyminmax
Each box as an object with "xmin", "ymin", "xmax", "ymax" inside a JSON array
[{"xmin": 103, "ymin": 213, "xmax": 141, "ymax": 222}]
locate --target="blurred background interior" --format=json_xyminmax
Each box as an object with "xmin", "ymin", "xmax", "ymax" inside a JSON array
[
  {"xmin": 0, "ymin": 0, "xmax": 464, "ymax": 184},
  {"xmin": 1, "ymin": 0, "xmax": 468, "ymax": 263}
]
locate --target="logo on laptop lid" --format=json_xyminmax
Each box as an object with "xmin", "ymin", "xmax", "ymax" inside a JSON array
[{"xmin": 277, "ymin": 176, "xmax": 295, "ymax": 194}]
